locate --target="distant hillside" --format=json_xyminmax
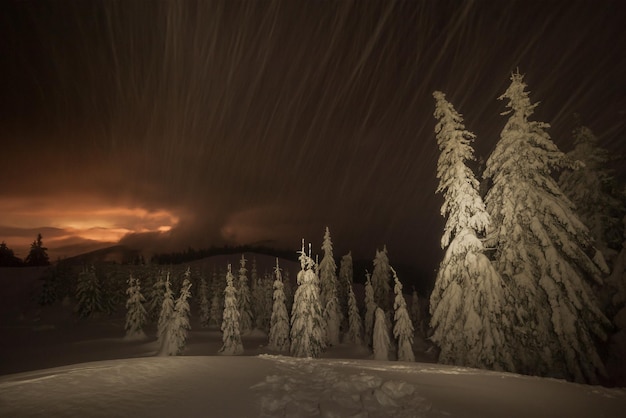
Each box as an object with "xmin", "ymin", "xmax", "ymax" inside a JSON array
[
  {"xmin": 58, "ymin": 245, "xmax": 143, "ymax": 265},
  {"xmin": 53, "ymin": 244, "xmax": 301, "ymax": 281},
  {"xmin": 185, "ymin": 252, "xmax": 301, "ymax": 283}
]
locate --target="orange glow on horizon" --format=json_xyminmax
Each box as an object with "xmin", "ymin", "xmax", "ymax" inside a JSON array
[{"xmin": 0, "ymin": 196, "xmax": 180, "ymax": 257}]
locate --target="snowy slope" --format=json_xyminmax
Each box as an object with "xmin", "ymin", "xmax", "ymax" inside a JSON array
[{"xmin": 1, "ymin": 355, "xmax": 625, "ymax": 417}]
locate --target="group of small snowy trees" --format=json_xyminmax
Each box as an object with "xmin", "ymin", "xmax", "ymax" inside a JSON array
[
  {"xmin": 155, "ymin": 269, "xmax": 193, "ymax": 356},
  {"xmin": 430, "ymin": 71, "xmax": 618, "ymax": 383},
  {"xmin": 119, "ymin": 267, "xmax": 194, "ymax": 356},
  {"xmin": 284, "ymin": 231, "xmax": 416, "ymax": 362},
  {"xmin": 356, "ymin": 245, "xmax": 417, "ymax": 362}
]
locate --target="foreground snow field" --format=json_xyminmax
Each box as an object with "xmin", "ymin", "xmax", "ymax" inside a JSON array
[{"xmin": 1, "ymin": 354, "xmax": 625, "ymax": 417}]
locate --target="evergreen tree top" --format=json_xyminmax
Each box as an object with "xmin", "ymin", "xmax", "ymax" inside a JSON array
[
  {"xmin": 25, "ymin": 233, "xmax": 50, "ymax": 266},
  {"xmin": 321, "ymin": 227, "xmax": 334, "ymax": 256},
  {"xmin": 485, "ymin": 71, "xmax": 567, "ymax": 183},
  {"xmin": 274, "ymin": 258, "xmax": 282, "ymax": 280},
  {"xmin": 498, "ymin": 70, "xmax": 538, "ymax": 121},
  {"xmin": 433, "ymin": 90, "xmax": 490, "ymax": 248},
  {"xmin": 239, "ymin": 254, "xmax": 247, "ymax": 274}
]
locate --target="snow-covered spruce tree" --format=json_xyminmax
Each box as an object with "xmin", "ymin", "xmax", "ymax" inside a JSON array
[
  {"xmin": 157, "ymin": 273, "xmax": 175, "ymax": 349},
  {"xmin": 345, "ymin": 282, "xmax": 363, "ymax": 345},
  {"xmin": 371, "ymin": 246, "xmax": 392, "ymax": 312},
  {"xmin": 268, "ymin": 258, "xmax": 290, "ymax": 352},
  {"xmin": 283, "ymin": 269, "xmax": 294, "ymax": 312},
  {"xmin": 251, "ymin": 257, "xmax": 259, "ymax": 293},
  {"xmin": 75, "ymin": 265, "xmax": 104, "ymax": 318},
  {"xmin": 430, "ymin": 90, "xmax": 515, "ymax": 372},
  {"xmin": 290, "ymin": 241, "xmax": 325, "ymax": 358},
  {"xmin": 237, "ymin": 255, "xmax": 253, "ymax": 335},
  {"xmin": 363, "ymin": 272, "xmax": 377, "ymax": 345},
  {"xmin": 338, "ymin": 251, "xmax": 354, "ymax": 328},
  {"xmin": 319, "ymin": 227, "xmax": 341, "ymax": 346},
  {"xmin": 219, "ymin": 264, "xmax": 244, "ymax": 355},
  {"xmin": 124, "ymin": 273, "xmax": 147, "ymax": 340},
  {"xmin": 209, "ymin": 268, "xmax": 223, "ymax": 327},
  {"xmin": 252, "ymin": 274, "xmax": 271, "ymax": 333},
  {"xmin": 373, "ymin": 307, "xmax": 390, "ymax": 361},
  {"xmin": 165, "ymin": 271, "xmax": 193, "ymax": 356},
  {"xmin": 410, "ymin": 288, "xmax": 423, "ymax": 336},
  {"xmin": 249, "ymin": 258, "xmax": 263, "ymax": 331},
  {"xmin": 607, "ymin": 216, "xmax": 626, "ymax": 309},
  {"xmin": 158, "ymin": 269, "xmax": 192, "ymax": 356},
  {"xmin": 559, "ymin": 123, "xmax": 625, "ymax": 262},
  {"xmin": 198, "ymin": 276, "xmax": 210, "ymax": 328},
  {"xmin": 391, "ymin": 268, "xmax": 414, "ymax": 362},
  {"xmin": 483, "ymin": 72, "xmax": 611, "ymax": 383},
  {"xmin": 262, "ymin": 273, "xmax": 275, "ymax": 333},
  {"xmin": 147, "ymin": 270, "xmax": 167, "ymax": 322}
]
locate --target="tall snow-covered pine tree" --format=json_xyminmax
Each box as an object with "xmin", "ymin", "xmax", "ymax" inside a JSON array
[
  {"xmin": 483, "ymin": 72, "xmax": 611, "ymax": 383},
  {"xmin": 430, "ymin": 90, "xmax": 515, "ymax": 372}
]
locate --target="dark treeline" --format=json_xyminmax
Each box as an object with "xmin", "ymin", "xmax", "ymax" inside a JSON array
[{"xmin": 0, "ymin": 234, "xmax": 50, "ymax": 267}]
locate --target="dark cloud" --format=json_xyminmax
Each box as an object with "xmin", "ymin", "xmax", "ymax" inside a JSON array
[{"xmin": 1, "ymin": 0, "xmax": 625, "ymax": 286}]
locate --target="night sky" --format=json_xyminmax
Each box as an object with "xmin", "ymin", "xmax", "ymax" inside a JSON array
[{"xmin": 1, "ymin": 0, "xmax": 625, "ymax": 287}]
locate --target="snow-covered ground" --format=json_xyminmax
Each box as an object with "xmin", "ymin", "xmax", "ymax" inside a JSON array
[
  {"xmin": 2, "ymin": 352, "xmax": 625, "ymax": 417},
  {"xmin": 1, "ymin": 267, "xmax": 625, "ymax": 417}
]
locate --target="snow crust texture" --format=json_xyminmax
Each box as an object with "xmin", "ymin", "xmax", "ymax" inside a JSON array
[{"xmin": 253, "ymin": 355, "xmax": 434, "ymax": 418}]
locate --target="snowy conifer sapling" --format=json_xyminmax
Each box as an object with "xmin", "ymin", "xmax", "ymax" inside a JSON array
[
  {"xmin": 219, "ymin": 264, "xmax": 244, "ymax": 355},
  {"xmin": 148, "ymin": 271, "xmax": 167, "ymax": 322},
  {"xmin": 319, "ymin": 227, "xmax": 341, "ymax": 346},
  {"xmin": 209, "ymin": 269, "xmax": 222, "ymax": 328},
  {"xmin": 363, "ymin": 272, "xmax": 377, "ymax": 345},
  {"xmin": 373, "ymin": 307, "xmax": 390, "ymax": 361},
  {"xmin": 338, "ymin": 251, "xmax": 354, "ymax": 327},
  {"xmin": 268, "ymin": 258, "xmax": 290, "ymax": 352},
  {"xmin": 75, "ymin": 265, "xmax": 104, "ymax": 318},
  {"xmin": 371, "ymin": 247, "xmax": 392, "ymax": 312},
  {"xmin": 237, "ymin": 255, "xmax": 253, "ymax": 335},
  {"xmin": 391, "ymin": 268, "xmax": 414, "ymax": 362},
  {"xmin": 156, "ymin": 273, "xmax": 175, "ymax": 352},
  {"xmin": 124, "ymin": 273, "xmax": 147, "ymax": 340},
  {"xmin": 290, "ymin": 241, "xmax": 325, "ymax": 358},
  {"xmin": 198, "ymin": 276, "xmax": 210, "ymax": 328},
  {"xmin": 345, "ymin": 282, "xmax": 363, "ymax": 345},
  {"xmin": 410, "ymin": 288, "xmax": 422, "ymax": 336}
]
